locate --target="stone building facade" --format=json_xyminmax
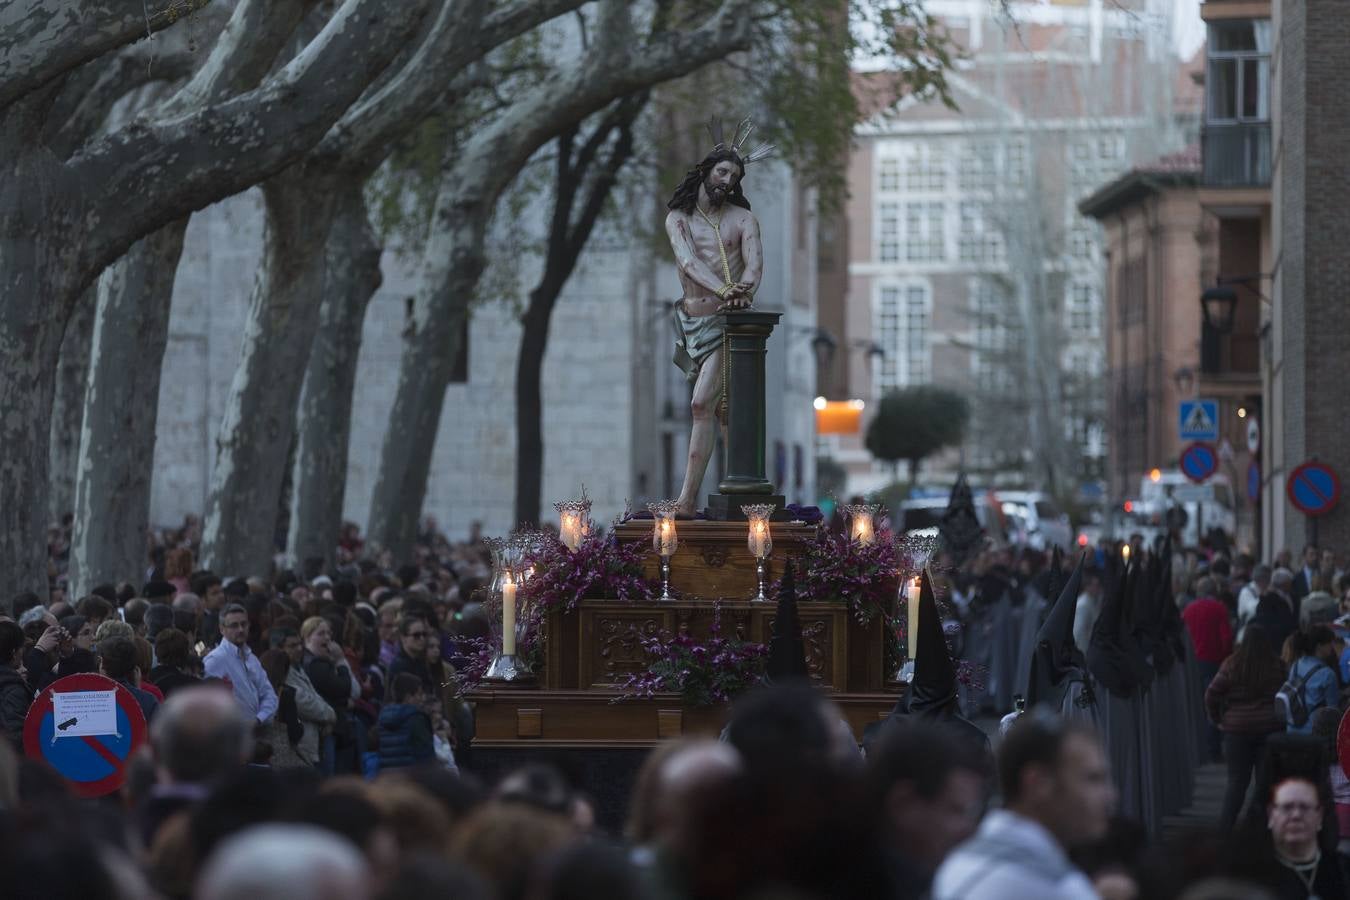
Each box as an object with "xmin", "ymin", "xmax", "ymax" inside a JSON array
[
  {"xmin": 149, "ymin": 159, "xmax": 818, "ymax": 544},
  {"xmin": 834, "ymin": 0, "xmax": 1199, "ymax": 499}
]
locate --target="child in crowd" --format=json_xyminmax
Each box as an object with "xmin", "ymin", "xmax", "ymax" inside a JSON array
[{"xmin": 374, "ymin": 673, "xmax": 435, "ymax": 772}]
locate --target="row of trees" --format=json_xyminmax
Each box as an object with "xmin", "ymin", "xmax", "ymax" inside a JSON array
[{"xmin": 1, "ymin": 0, "xmax": 956, "ymax": 601}]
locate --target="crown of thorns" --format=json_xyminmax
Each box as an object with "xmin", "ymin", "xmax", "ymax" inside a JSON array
[{"xmin": 705, "ymin": 115, "xmax": 775, "ymax": 165}]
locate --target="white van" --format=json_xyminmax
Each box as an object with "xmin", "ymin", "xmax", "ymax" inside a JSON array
[{"xmin": 1137, "ymin": 470, "xmax": 1236, "ymax": 545}]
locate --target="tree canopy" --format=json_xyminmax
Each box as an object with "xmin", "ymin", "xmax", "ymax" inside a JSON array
[{"xmin": 864, "ymin": 384, "xmax": 971, "ymax": 481}]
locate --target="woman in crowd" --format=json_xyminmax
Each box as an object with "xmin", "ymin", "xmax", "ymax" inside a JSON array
[
  {"xmin": 1205, "ymin": 624, "xmax": 1288, "ymax": 831},
  {"xmin": 302, "ymin": 616, "xmax": 358, "ymax": 775},
  {"xmin": 259, "ymin": 649, "xmax": 308, "ymax": 770},
  {"xmin": 1257, "ymin": 775, "xmax": 1347, "ymax": 899},
  {"xmin": 164, "ymin": 547, "xmax": 194, "ymax": 596}
]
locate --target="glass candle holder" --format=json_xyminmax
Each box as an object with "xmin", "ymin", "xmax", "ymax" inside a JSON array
[
  {"xmin": 742, "ymin": 504, "xmax": 776, "ymax": 601},
  {"xmin": 841, "ymin": 503, "xmax": 881, "ymax": 546},
  {"xmin": 554, "ymin": 496, "xmax": 592, "ymax": 552},
  {"xmin": 648, "ymin": 501, "xmax": 681, "ymax": 601}
]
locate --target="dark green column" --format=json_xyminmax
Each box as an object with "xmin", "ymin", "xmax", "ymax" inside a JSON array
[{"xmin": 708, "ymin": 309, "xmax": 784, "ymax": 520}]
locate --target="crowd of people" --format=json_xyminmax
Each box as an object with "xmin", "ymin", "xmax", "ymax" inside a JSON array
[{"xmin": 0, "ymin": 516, "xmax": 1348, "ymax": 898}]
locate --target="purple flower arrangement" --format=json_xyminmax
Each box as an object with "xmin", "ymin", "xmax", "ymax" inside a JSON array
[
  {"xmin": 618, "ymin": 605, "xmax": 768, "ymax": 707},
  {"xmin": 773, "ymin": 528, "xmax": 900, "ymax": 626},
  {"xmin": 517, "ymin": 530, "xmax": 655, "ymax": 613}
]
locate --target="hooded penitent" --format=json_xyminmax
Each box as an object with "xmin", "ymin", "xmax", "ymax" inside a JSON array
[
  {"xmin": 907, "ymin": 570, "xmax": 991, "ymax": 758},
  {"xmin": 861, "ymin": 571, "xmax": 991, "ymax": 759},
  {"xmin": 1138, "ymin": 536, "xmax": 1176, "ymax": 675},
  {"xmin": 1024, "ymin": 550, "xmax": 1088, "ymax": 710},
  {"xmin": 767, "ymin": 560, "xmax": 809, "ymax": 681},
  {"xmin": 1088, "ymin": 557, "xmax": 1145, "ymax": 698},
  {"xmin": 939, "ymin": 474, "xmax": 983, "ymax": 567}
]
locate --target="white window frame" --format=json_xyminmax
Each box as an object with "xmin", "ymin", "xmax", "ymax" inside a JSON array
[{"xmin": 873, "ymin": 281, "xmax": 933, "ymax": 395}]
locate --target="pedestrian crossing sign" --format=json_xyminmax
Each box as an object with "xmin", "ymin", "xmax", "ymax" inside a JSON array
[{"xmin": 1179, "ymin": 400, "xmax": 1219, "ymax": 442}]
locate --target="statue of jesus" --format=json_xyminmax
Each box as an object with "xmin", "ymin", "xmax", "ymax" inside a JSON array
[{"xmin": 665, "ymin": 118, "xmax": 771, "ymax": 517}]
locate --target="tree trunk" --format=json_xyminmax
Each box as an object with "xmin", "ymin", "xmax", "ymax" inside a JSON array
[
  {"xmin": 49, "ymin": 287, "xmax": 96, "ymax": 526},
  {"xmin": 200, "ymin": 171, "xmax": 338, "ymax": 577},
  {"xmin": 68, "ymin": 223, "xmax": 186, "ymax": 598},
  {"xmin": 366, "ymin": 211, "xmax": 484, "ymax": 562},
  {"xmin": 365, "ymin": 0, "xmax": 752, "ymax": 554},
  {"xmin": 0, "ymin": 94, "xmax": 79, "ymax": 603},
  {"xmin": 514, "ymin": 290, "xmax": 555, "ymax": 529},
  {"xmin": 288, "ymin": 184, "xmax": 383, "ymax": 572}
]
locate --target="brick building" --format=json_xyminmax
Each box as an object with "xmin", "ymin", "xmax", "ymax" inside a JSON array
[
  {"xmin": 831, "ymin": 0, "xmax": 1199, "ymax": 498},
  {"xmin": 1263, "ymin": 0, "xmax": 1350, "ymax": 554},
  {"xmin": 1080, "ymin": 145, "xmax": 1261, "ymax": 543}
]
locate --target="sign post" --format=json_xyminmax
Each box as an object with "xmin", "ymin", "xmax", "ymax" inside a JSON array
[{"xmin": 22, "ymin": 673, "xmax": 148, "ymax": 797}]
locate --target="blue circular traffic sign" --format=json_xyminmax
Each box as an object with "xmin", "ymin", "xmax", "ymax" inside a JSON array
[
  {"xmin": 23, "ymin": 673, "xmax": 147, "ymax": 797},
  {"xmin": 1287, "ymin": 461, "xmax": 1341, "ymax": 517},
  {"xmin": 1180, "ymin": 442, "xmax": 1218, "ymax": 484}
]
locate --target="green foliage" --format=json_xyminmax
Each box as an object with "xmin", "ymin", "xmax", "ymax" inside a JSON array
[
  {"xmin": 648, "ymin": 0, "xmax": 959, "ymax": 213},
  {"xmin": 864, "ymin": 385, "xmax": 971, "ymax": 477}
]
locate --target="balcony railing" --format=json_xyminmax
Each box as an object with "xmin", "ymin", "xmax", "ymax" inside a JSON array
[{"xmin": 1202, "ymin": 122, "xmax": 1271, "ymax": 187}]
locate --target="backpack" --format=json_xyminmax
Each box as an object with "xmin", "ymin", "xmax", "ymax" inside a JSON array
[{"xmin": 1275, "ymin": 660, "xmax": 1328, "ymax": 727}]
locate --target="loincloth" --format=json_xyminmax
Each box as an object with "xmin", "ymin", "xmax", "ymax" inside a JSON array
[{"xmin": 671, "ymin": 302, "xmax": 723, "ymax": 382}]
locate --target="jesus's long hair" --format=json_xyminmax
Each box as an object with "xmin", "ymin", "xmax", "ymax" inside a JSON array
[{"xmin": 666, "ymin": 149, "xmax": 751, "ymax": 214}]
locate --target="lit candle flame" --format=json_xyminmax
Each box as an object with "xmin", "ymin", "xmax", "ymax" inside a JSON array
[{"xmin": 1122, "ymin": 544, "xmax": 1131, "ymax": 561}]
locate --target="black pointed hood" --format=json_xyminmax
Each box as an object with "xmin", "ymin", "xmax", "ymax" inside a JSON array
[
  {"xmin": 1088, "ymin": 557, "xmax": 1143, "ymax": 698},
  {"xmin": 1145, "ymin": 535, "xmax": 1177, "ymax": 675},
  {"xmin": 1121, "ymin": 554, "xmax": 1157, "ymax": 689},
  {"xmin": 939, "ymin": 474, "xmax": 983, "ymax": 566},
  {"xmin": 1025, "ymin": 550, "xmax": 1088, "ymax": 708},
  {"xmin": 767, "ymin": 560, "xmax": 809, "ymax": 681},
  {"xmin": 908, "ymin": 570, "xmax": 958, "ymax": 715},
  {"xmin": 1043, "ymin": 546, "xmax": 1066, "ymax": 611}
]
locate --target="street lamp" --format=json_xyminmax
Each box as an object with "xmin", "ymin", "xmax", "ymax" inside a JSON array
[{"xmin": 1200, "ymin": 284, "xmax": 1239, "ymax": 335}]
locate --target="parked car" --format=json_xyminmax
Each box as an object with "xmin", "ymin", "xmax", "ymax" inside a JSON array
[{"xmin": 994, "ymin": 490, "xmax": 1074, "ymax": 551}]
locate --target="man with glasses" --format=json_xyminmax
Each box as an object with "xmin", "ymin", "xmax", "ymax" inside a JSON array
[
  {"xmin": 204, "ymin": 603, "xmax": 277, "ymax": 724},
  {"xmin": 385, "ymin": 615, "xmax": 434, "ymax": 700}
]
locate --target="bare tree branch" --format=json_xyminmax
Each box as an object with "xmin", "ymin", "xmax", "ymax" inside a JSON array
[
  {"xmin": 68, "ymin": 0, "xmax": 430, "ymax": 287},
  {"xmin": 0, "ymin": 0, "xmax": 217, "ymax": 111},
  {"xmin": 43, "ymin": 35, "xmax": 199, "ymax": 157},
  {"xmin": 322, "ymin": 0, "xmax": 588, "ymax": 173},
  {"xmin": 161, "ymin": 0, "xmax": 320, "ymax": 116}
]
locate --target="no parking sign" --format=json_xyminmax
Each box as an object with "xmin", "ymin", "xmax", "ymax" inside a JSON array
[{"xmin": 22, "ymin": 673, "xmax": 148, "ymax": 797}]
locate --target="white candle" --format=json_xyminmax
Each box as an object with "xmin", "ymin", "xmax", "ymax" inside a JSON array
[
  {"xmin": 852, "ymin": 516, "xmax": 874, "ymax": 545},
  {"xmin": 502, "ymin": 574, "xmax": 517, "ymax": 656},
  {"xmin": 659, "ymin": 519, "xmax": 676, "ymax": 556},
  {"xmin": 907, "ymin": 576, "xmax": 921, "ymax": 662},
  {"xmin": 750, "ymin": 520, "xmax": 769, "ymax": 558}
]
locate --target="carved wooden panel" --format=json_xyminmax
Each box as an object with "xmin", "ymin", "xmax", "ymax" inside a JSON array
[
  {"xmin": 580, "ymin": 610, "xmax": 669, "ymax": 687},
  {"xmin": 765, "ymin": 614, "xmax": 839, "ymax": 688},
  {"xmin": 612, "ymin": 520, "xmax": 817, "ymax": 600}
]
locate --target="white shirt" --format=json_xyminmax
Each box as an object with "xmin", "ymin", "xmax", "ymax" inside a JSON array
[
  {"xmin": 933, "ymin": 809, "xmax": 1098, "ymax": 900},
  {"xmin": 204, "ymin": 640, "xmax": 279, "ymax": 723}
]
